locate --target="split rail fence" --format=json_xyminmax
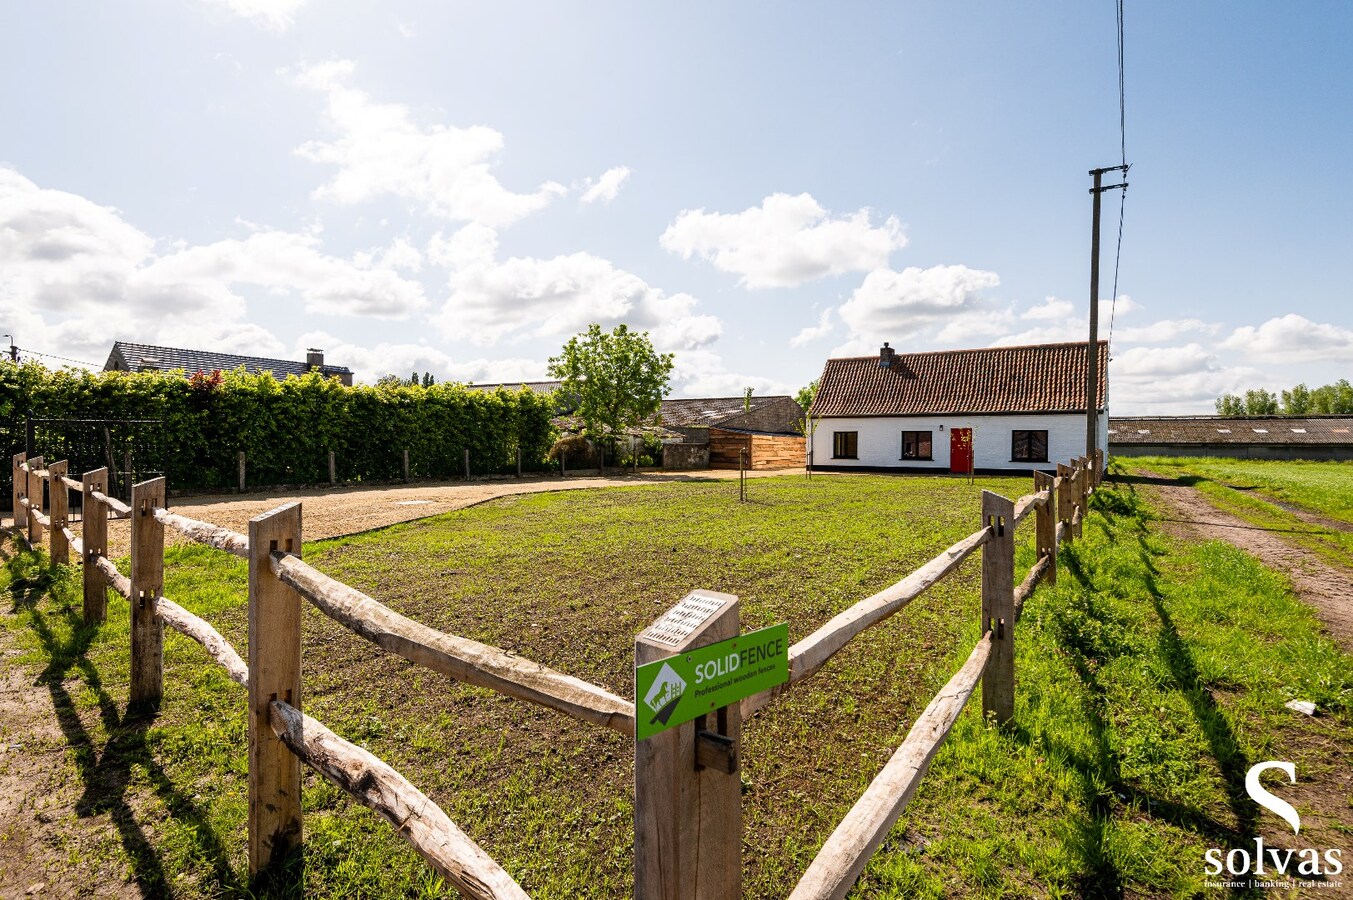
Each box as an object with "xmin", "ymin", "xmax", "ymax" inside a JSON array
[{"xmin": 9, "ymin": 448, "xmax": 1104, "ymax": 900}]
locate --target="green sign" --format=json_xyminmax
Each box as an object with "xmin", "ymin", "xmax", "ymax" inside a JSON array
[{"xmin": 635, "ymin": 623, "xmax": 789, "ymax": 741}]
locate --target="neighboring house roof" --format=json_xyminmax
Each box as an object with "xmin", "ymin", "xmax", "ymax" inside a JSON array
[
  {"xmin": 465, "ymin": 380, "xmax": 562, "ymax": 395},
  {"xmin": 810, "ymin": 341, "xmax": 1108, "ymax": 417},
  {"xmin": 660, "ymin": 396, "xmax": 797, "ymax": 428},
  {"xmin": 105, "ymin": 341, "xmax": 352, "ymax": 379},
  {"xmin": 1108, "ymin": 416, "xmax": 1353, "ymax": 445}
]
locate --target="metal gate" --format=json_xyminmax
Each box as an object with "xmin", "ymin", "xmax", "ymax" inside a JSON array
[{"xmin": 22, "ymin": 417, "xmax": 165, "ymax": 503}]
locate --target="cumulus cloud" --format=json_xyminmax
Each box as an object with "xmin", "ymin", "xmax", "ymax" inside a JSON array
[
  {"xmin": 660, "ymin": 193, "xmax": 906, "ymax": 289},
  {"xmin": 579, "ymin": 166, "xmax": 632, "ymax": 205},
  {"xmin": 789, "ymin": 308, "xmax": 836, "ymax": 347},
  {"xmin": 1107, "ymin": 343, "xmax": 1266, "ymax": 415},
  {"xmin": 289, "ymin": 60, "xmax": 566, "ymax": 227},
  {"xmin": 1220, "ymin": 314, "xmax": 1353, "ymax": 361},
  {"xmin": 1021, "ymin": 297, "xmax": 1075, "ymax": 320},
  {"xmin": 1113, "ymin": 318, "xmax": 1218, "ymax": 344},
  {"xmin": 0, "ymin": 167, "xmax": 425, "ymax": 368},
  {"xmin": 669, "ymin": 349, "xmax": 796, "ymax": 398},
  {"xmin": 834, "ymin": 264, "xmax": 1001, "ymax": 352},
  {"xmin": 202, "ymin": 0, "xmax": 309, "ymax": 31},
  {"xmin": 293, "ymin": 331, "xmax": 547, "ymax": 386},
  {"xmin": 430, "ymin": 223, "xmax": 721, "ymax": 350}
]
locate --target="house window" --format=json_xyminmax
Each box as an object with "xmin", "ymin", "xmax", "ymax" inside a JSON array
[
  {"xmin": 832, "ymin": 431, "xmax": 858, "ymax": 459},
  {"xmin": 900, "ymin": 431, "xmax": 932, "ymax": 460},
  {"xmin": 1011, "ymin": 430, "xmax": 1049, "ymax": 462}
]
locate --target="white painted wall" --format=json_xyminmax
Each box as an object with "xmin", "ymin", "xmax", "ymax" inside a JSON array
[{"xmin": 807, "ymin": 414, "xmax": 1109, "ymax": 472}]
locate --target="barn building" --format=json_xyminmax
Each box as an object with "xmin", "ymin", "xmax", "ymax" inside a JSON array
[
  {"xmin": 1108, "ymin": 416, "xmax": 1353, "ymax": 461},
  {"xmin": 807, "ymin": 341, "xmax": 1108, "ymax": 474}
]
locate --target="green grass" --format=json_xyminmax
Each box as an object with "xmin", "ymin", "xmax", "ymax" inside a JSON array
[
  {"xmin": 3, "ymin": 473, "xmax": 1351, "ymax": 898},
  {"xmin": 1129, "ymin": 457, "xmax": 1353, "ymax": 567}
]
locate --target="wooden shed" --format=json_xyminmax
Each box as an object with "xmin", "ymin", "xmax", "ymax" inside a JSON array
[{"xmin": 709, "ymin": 427, "xmax": 805, "ymax": 470}]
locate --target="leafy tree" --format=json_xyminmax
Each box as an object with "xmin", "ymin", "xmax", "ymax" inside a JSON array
[
  {"xmin": 422, "ymin": 372, "xmax": 435, "ymax": 387},
  {"xmin": 1310, "ymin": 379, "xmax": 1353, "ymax": 414},
  {"xmin": 1281, "ymin": 383, "xmax": 1311, "ymax": 415},
  {"xmin": 547, "ymin": 324, "xmax": 674, "ymax": 444},
  {"xmin": 1244, "ymin": 389, "xmax": 1279, "ymax": 415},
  {"xmin": 796, "ymin": 379, "xmax": 819, "ymax": 413},
  {"xmin": 1215, "ymin": 393, "xmax": 1245, "ymax": 415},
  {"xmin": 743, "ymin": 386, "xmax": 754, "ymax": 413},
  {"xmin": 1217, "ymin": 379, "xmax": 1352, "ymax": 415}
]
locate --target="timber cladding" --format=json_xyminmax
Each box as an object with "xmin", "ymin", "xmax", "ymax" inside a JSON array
[{"xmin": 709, "ymin": 428, "xmax": 806, "ymax": 469}]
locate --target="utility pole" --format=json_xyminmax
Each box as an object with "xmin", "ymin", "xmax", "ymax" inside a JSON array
[
  {"xmin": 1086, "ymin": 165, "xmax": 1128, "ymax": 461},
  {"xmin": 2, "ymin": 334, "xmax": 15, "ymax": 363}
]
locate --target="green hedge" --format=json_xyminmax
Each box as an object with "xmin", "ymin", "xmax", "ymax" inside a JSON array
[{"xmin": 1, "ymin": 362, "xmax": 558, "ymax": 500}]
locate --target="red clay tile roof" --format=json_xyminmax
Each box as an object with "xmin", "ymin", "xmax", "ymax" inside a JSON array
[
  {"xmin": 1108, "ymin": 416, "xmax": 1353, "ymax": 445},
  {"xmin": 810, "ymin": 341, "xmax": 1108, "ymax": 417}
]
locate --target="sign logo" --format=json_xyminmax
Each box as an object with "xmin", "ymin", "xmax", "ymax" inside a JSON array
[
  {"xmin": 643, "ymin": 662, "xmax": 687, "ymax": 727},
  {"xmin": 1247, "ymin": 761, "xmax": 1301, "ymax": 835},
  {"xmin": 634, "ymin": 622, "xmax": 789, "ymax": 741},
  {"xmin": 1203, "ymin": 761, "xmax": 1343, "ymax": 888}
]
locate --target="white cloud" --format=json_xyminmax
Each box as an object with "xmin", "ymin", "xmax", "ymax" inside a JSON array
[
  {"xmin": 1112, "ymin": 343, "xmax": 1215, "ymax": 377},
  {"xmin": 669, "ymin": 349, "xmax": 796, "ymax": 398},
  {"xmin": 1220, "ymin": 314, "xmax": 1353, "ymax": 362},
  {"xmin": 203, "ymin": 0, "xmax": 309, "ymax": 31},
  {"xmin": 1114, "ymin": 318, "xmax": 1218, "ymax": 344},
  {"xmin": 0, "ymin": 168, "xmax": 424, "ymax": 371},
  {"xmin": 835, "ymin": 264, "xmax": 1001, "ymax": 349},
  {"xmin": 660, "ymin": 193, "xmax": 906, "ymax": 288},
  {"xmin": 789, "ymin": 308, "xmax": 836, "ymax": 347},
  {"xmin": 579, "ymin": 166, "xmax": 632, "ymax": 205},
  {"xmin": 431, "ymin": 224, "xmax": 721, "ymax": 350},
  {"xmin": 1021, "ymin": 297, "xmax": 1075, "ymax": 320},
  {"xmin": 289, "ymin": 60, "xmax": 566, "ymax": 227},
  {"xmin": 293, "ymin": 331, "xmax": 547, "ymax": 386},
  {"xmin": 1107, "ymin": 344, "xmax": 1267, "ymax": 416}
]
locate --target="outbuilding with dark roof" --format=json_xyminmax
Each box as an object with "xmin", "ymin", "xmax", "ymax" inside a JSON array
[
  {"xmin": 807, "ymin": 340, "xmax": 1108, "ymax": 474},
  {"xmin": 105, "ymin": 342, "xmax": 353, "ymax": 386},
  {"xmin": 1108, "ymin": 416, "xmax": 1353, "ymax": 460}
]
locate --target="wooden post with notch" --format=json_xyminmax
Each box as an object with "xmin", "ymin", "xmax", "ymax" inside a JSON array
[
  {"xmin": 247, "ymin": 502, "xmax": 303, "ymax": 875},
  {"xmin": 635, "ymin": 590, "xmax": 742, "ymax": 900},
  {"xmin": 1034, "ymin": 471, "xmax": 1056, "ymax": 587},
  {"xmin": 981, "ymin": 491, "xmax": 1015, "ymax": 724},
  {"xmin": 12, "ymin": 452, "xmax": 27, "ymax": 531},
  {"xmin": 130, "ymin": 477, "xmax": 165, "ymax": 706},
  {"xmin": 27, "ymin": 455, "xmax": 44, "ymax": 547},
  {"xmin": 48, "ymin": 460, "xmax": 69, "ymax": 565},
  {"xmin": 82, "ymin": 468, "xmax": 109, "ymax": 625}
]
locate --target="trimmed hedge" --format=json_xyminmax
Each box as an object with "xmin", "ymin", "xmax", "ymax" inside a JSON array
[{"xmin": 0, "ymin": 362, "xmax": 558, "ymax": 499}]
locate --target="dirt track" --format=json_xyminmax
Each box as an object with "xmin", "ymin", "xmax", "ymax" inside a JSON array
[{"xmin": 1141, "ymin": 474, "xmax": 1353, "ymax": 653}]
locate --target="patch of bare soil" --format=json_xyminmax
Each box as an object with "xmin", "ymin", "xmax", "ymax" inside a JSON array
[{"xmin": 1140, "ymin": 472, "xmax": 1353, "ymax": 653}]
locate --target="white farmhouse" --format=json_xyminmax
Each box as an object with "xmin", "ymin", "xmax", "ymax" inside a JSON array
[{"xmin": 807, "ymin": 341, "xmax": 1108, "ymax": 474}]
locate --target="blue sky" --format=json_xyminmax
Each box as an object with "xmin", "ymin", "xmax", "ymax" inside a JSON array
[{"xmin": 2, "ymin": 1, "xmax": 1350, "ymax": 413}]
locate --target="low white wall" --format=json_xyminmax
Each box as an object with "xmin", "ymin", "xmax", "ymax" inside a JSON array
[{"xmin": 809, "ymin": 414, "xmax": 1108, "ymax": 472}]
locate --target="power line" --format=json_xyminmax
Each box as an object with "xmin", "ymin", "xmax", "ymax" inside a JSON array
[
  {"xmin": 1116, "ymin": 0, "xmax": 1126, "ymax": 166},
  {"xmin": 1108, "ymin": 0, "xmax": 1128, "ymax": 348},
  {"xmin": 1107, "ymin": 187, "xmax": 1127, "ymax": 345},
  {"xmin": 16, "ymin": 347, "xmax": 102, "ymax": 368}
]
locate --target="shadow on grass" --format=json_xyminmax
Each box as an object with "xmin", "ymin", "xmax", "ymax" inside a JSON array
[{"xmin": 5, "ymin": 550, "xmax": 259, "ymax": 899}]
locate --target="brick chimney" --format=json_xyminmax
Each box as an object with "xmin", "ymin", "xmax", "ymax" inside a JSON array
[
  {"xmin": 306, "ymin": 348, "xmax": 325, "ymax": 371},
  {"xmin": 879, "ymin": 342, "xmax": 895, "ymax": 369}
]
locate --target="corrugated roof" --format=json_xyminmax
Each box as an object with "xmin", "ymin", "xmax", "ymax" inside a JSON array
[
  {"xmin": 660, "ymin": 396, "xmax": 794, "ymax": 427},
  {"xmin": 1108, "ymin": 416, "xmax": 1353, "ymax": 445},
  {"xmin": 809, "ymin": 341, "xmax": 1108, "ymax": 417},
  {"xmin": 465, "ymin": 380, "xmax": 562, "ymax": 395},
  {"xmin": 106, "ymin": 341, "xmax": 351, "ymax": 377}
]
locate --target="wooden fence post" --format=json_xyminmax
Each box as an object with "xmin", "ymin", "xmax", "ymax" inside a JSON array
[
  {"xmin": 1034, "ymin": 471, "xmax": 1056, "ymax": 587},
  {"xmin": 635, "ymin": 590, "xmax": 742, "ymax": 900},
  {"xmin": 130, "ymin": 477, "xmax": 165, "ymax": 707},
  {"xmin": 1056, "ymin": 463, "xmax": 1074, "ymax": 542},
  {"xmin": 248, "ymin": 502, "xmax": 304, "ymax": 875},
  {"xmin": 238, "ymin": 452, "xmax": 247, "ymax": 493},
  {"xmin": 49, "ymin": 460, "xmax": 69, "ymax": 565},
  {"xmin": 516, "ymin": 447, "xmax": 522, "ymax": 478},
  {"xmin": 561, "ymin": 451, "xmax": 568, "ymax": 477},
  {"xmin": 463, "ymin": 448, "xmax": 470, "ymax": 481},
  {"xmin": 124, "ymin": 448, "xmax": 133, "ymax": 501},
  {"xmin": 82, "ymin": 468, "xmax": 109, "ymax": 626},
  {"xmin": 980, "ymin": 491, "xmax": 1015, "ymax": 724},
  {"xmin": 403, "ymin": 448, "xmax": 410, "ymax": 483},
  {"xmin": 12, "ymin": 452, "xmax": 26, "ymax": 531},
  {"xmin": 328, "ymin": 450, "xmax": 336, "ymax": 486},
  {"xmin": 27, "ymin": 455, "xmax": 44, "ymax": 547}
]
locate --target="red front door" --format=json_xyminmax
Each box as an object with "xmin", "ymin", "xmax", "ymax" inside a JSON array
[{"xmin": 950, "ymin": 428, "xmax": 972, "ymax": 474}]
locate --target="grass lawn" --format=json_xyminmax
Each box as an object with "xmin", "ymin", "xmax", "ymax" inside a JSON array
[
  {"xmin": 3, "ymin": 473, "xmax": 1350, "ymax": 898},
  {"xmin": 1128, "ymin": 457, "xmax": 1353, "ymax": 567}
]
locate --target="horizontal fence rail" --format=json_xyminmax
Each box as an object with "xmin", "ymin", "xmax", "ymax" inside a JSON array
[{"xmin": 6, "ymin": 447, "xmax": 1105, "ymax": 898}]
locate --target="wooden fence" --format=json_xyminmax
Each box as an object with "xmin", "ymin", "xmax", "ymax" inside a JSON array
[{"xmin": 8, "ymin": 448, "xmax": 1104, "ymax": 899}]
